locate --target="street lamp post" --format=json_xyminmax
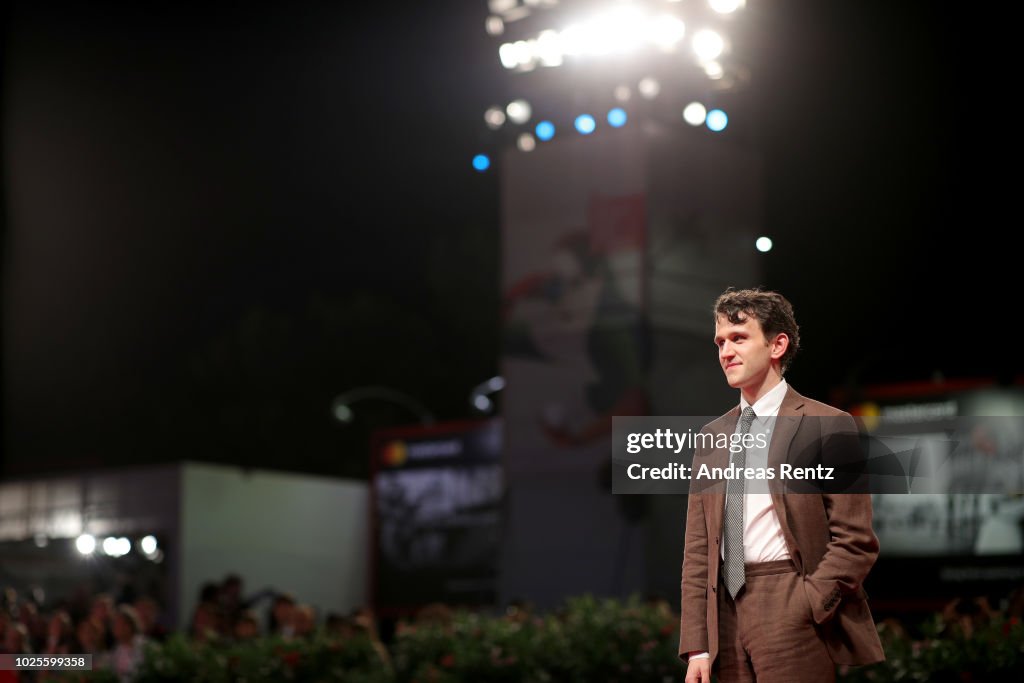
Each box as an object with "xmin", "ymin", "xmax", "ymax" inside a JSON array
[{"xmin": 330, "ymin": 386, "xmax": 435, "ymax": 426}]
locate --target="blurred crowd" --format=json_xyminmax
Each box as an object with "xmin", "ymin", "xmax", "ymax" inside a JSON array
[
  {"xmin": 0, "ymin": 573, "xmax": 388, "ymax": 682},
  {"xmin": 1, "ymin": 585, "xmax": 155, "ymax": 682},
  {"xmin": 186, "ymin": 573, "xmax": 384, "ymax": 648}
]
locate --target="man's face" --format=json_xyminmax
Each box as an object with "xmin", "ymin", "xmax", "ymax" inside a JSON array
[{"xmin": 714, "ymin": 313, "xmax": 779, "ymax": 391}]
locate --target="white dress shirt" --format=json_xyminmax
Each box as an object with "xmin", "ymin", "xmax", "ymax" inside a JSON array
[{"xmin": 731, "ymin": 378, "xmax": 791, "ymax": 564}]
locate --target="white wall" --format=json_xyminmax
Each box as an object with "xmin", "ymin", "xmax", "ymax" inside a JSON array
[{"xmin": 179, "ymin": 462, "xmax": 369, "ymax": 630}]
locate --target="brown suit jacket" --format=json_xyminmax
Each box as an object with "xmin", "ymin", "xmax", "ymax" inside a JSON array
[{"xmin": 678, "ymin": 386, "xmax": 885, "ymax": 666}]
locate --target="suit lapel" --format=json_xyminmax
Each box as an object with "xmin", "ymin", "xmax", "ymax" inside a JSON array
[
  {"xmin": 770, "ymin": 387, "xmax": 806, "ymax": 569},
  {"xmin": 768, "ymin": 388, "xmax": 804, "ymax": 488},
  {"xmin": 705, "ymin": 406, "xmax": 739, "ymax": 541}
]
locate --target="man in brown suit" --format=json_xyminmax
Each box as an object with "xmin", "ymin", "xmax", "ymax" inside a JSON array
[{"xmin": 680, "ymin": 289, "xmax": 884, "ymax": 682}]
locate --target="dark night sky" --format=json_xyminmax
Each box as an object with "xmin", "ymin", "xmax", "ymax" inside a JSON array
[{"xmin": 1, "ymin": 1, "xmax": 1013, "ymax": 478}]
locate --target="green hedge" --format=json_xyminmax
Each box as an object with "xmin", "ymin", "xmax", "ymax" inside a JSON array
[
  {"xmin": 838, "ymin": 614, "xmax": 1024, "ymax": 683},
  {"xmin": 48, "ymin": 597, "xmax": 1024, "ymax": 682},
  {"xmin": 390, "ymin": 595, "xmax": 680, "ymax": 683}
]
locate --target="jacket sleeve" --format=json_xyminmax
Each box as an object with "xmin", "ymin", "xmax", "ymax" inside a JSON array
[
  {"xmin": 679, "ymin": 472, "xmax": 710, "ymax": 658},
  {"xmin": 803, "ymin": 413, "xmax": 879, "ymax": 624}
]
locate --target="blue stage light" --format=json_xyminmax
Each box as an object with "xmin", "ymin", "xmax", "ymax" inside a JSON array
[
  {"xmin": 607, "ymin": 108, "xmax": 627, "ymax": 128},
  {"xmin": 574, "ymin": 114, "xmax": 596, "ymax": 135},
  {"xmin": 706, "ymin": 109, "xmax": 728, "ymax": 132}
]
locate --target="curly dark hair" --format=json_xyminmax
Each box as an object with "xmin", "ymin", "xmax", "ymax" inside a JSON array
[{"xmin": 713, "ymin": 288, "xmax": 801, "ymax": 374}]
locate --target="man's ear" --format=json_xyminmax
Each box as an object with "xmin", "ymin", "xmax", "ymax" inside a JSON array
[{"xmin": 770, "ymin": 333, "xmax": 789, "ymax": 361}]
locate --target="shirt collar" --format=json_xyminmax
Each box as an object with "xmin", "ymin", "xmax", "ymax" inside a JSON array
[{"xmin": 740, "ymin": 378, "xmax": 788, "ymax": 418}]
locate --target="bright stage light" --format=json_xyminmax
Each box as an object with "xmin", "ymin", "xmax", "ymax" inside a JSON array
[
  {"xmin": 484, "ymin": 0, "xmax": 751, "ymax": 140},
  {"xmin": 607, "ymin": 108, "xmax": 628, "ymax": 128},
  {"xmin": 693, "ymin": 29, "xmax": 725, "ymax": 61},
  {"xmin": 558, "ymin": 24, "xmax": 584, "ymax": 57},
  {"xmin": 560, "ymin": 5, "xmax": 646, "ymax": 57},
  {"xmin": 486, "ymin": 16, "xmax": 505, "ymax": 36},
  {"xmin": 535, "ymin": 30, "xmax": 563, "ymax": 67},
  {"xmin": 756, "ymin": 236, "xmax": 773, "ymax": 253},
  {"xmin": 102, "ymin": 537, "xmax": 130, "ymax": 557},
  {"xmin": 498, "ymin": 5, "xmax": 699, "ymax": 69},
  {"xmin": 598, "ymin": 5, "xmax": 647, "ymax": 54},
  {"xmin": 575, "ymin": 114, "xmax": 596, "ymax": 135},
  {"xmin": 637, "ymin": 77, "xmax": 660, "ymax": 99},
  {"xmin": 141, "ymin": 535, "xmax": 158, "ymax": 555},
  {"xmin": 706, "ymin": 109, "xmax": 728, "ymax": 132},
  {"xmin": 703, "ymin": 60, "xmax": 724, "ymax": 79},
  {"xmin": 709, "ymin": 0, "xmax": 746, "ymax": 14},
  {"xmin": 506, "ymin": 99, "xmax": 532, "ymax": 124},
  {"xmin": 472, "ymin": 154, "xmax": 491, "ymax": 172},
  {"xmin": 683, "ymin": 102, "xmax": 707, "ymax": 126},
  {"xmin": 498, "ymin": 43, "xmax": 518, "ymax": 69},
  {"xmin": 75, "ymin": 534, "xmax": 96, "ymax": 555},
  {"xmin": 511, "ymin": 40, "xmax": 533, "ymax": 68},
  {"xmin": 484, "ymin": 107, "xmax": 506, "ymax": 130},
  {"xmin": 650, "ymin": 15, "xmax": 686, "ymax": 51}
]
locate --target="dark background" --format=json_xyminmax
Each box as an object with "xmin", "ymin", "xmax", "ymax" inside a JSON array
[{"xmin": 1, "ymin": 1, "xmax": 1013, "ymax": 480}]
